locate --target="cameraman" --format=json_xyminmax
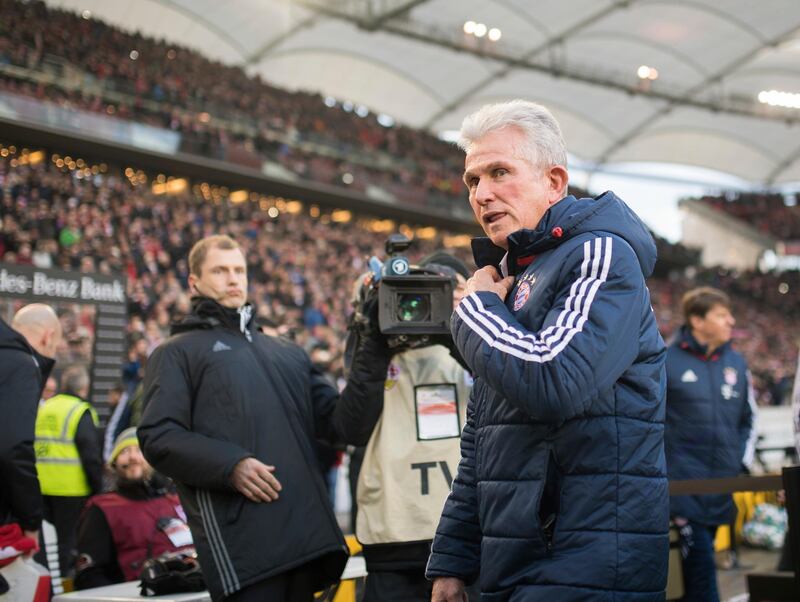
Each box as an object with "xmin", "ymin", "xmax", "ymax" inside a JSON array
[{"xmin": 335, "ymin": 251, "xmax": 478, "ymax": 602}]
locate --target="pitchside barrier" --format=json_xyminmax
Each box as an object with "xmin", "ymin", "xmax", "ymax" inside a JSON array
[
  {"xmin": 52, "ymin": 536, "xmax": 366, "ymax": 602},
  {"xmin": 669, "ymin": 469, "xmax": 800, "ymax": 601},
  {"xmin": 45, "ymin": 475, "xmax": 798, "ymax": 601}
]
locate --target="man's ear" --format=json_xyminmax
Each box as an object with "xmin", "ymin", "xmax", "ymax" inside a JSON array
[
  {"xmin": 547, "ymin": 165, "xmax": 569, "ymax": 204},
  {"xmin": 187, "ymin": 273, "xmax": 198, "ymax": 294},
  {"xmin": 40, "ymin": 328, "xmax": 54, "ymax": 355}
]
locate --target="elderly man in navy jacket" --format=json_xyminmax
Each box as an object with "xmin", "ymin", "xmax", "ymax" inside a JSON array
[
  {"xmin": 665, "ymin": 287, "xmax": 757, "ymax": 601},
  {"xmin": 426, "ymin": 100, "xmax": 668, "ymax": 601}
]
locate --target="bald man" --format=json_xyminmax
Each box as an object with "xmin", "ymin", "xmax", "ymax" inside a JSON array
[{"xmin": 0, "ymin": 303, "xmax": 61, "ymax": 546}]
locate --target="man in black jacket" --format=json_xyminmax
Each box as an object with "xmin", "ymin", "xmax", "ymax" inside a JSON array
[
  {"xmin": 139, "ymin": 235, "xmax": 387, "ymax": 602},
  {"xmin": 0, "ymin": 304, "xmax": 61, "ymax": 546}
]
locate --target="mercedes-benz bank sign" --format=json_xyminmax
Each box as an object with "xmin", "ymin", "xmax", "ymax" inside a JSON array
[
  {"xmin": 0, "ymin": 262, "xmax": 127, "ymax": 423},
  {"xmin": 0, "ymin": 266, "xmax": 125, "ymax": 303}
]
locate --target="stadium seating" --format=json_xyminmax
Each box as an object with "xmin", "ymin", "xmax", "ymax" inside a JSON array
[{"xmin": 1, "ymin": 154, "xmax": 796, "ymax": 405}]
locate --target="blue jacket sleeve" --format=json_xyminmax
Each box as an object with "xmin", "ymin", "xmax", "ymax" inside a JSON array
[
  {"xmin": 740, "ymin": 369, "xmax": 758, "ymax": 469},
  {"xmin": 426, "ymin": 394, "xmax": 481, "ymax": 584},
  {"xmin": 452, "ymin": 235, "xmax": 642, "ymax": 424}
]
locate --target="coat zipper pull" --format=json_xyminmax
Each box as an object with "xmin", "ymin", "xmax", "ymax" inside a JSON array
[{"xmin": 542, "ymin": 513, "xmax": 556, "ymax": 551}]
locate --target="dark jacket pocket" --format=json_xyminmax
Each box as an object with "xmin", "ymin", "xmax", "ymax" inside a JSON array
[{"xmin": 538, "ymin": 449, "xmax": 563, "ymax": 551}]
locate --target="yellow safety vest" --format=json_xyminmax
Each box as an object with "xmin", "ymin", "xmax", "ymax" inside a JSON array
[{"xmin": 35, "ymin": 394, "xmax": 99, "ymax": 496}]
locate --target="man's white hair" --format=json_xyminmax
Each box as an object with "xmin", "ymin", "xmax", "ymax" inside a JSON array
[{"xmin": 458, "ymin": 100, "xmax": 568, "ymax": 169}]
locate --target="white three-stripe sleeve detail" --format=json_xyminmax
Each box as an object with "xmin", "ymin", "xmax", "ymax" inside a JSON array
[{"xmin": 454, "ymin": 237, "xmax": 613, "ymax": 363}]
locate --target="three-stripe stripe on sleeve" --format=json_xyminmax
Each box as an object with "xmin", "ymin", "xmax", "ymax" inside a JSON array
[{"xmin": 455, "ymin": 236, "xmax": 613, "ymax": 363}]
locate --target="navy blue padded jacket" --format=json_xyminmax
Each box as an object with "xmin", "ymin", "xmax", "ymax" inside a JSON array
[
  {"xmin": 666, "ymin": 327, "xmax": 757, "ymax": 526},
  {"xmin": 426, "ymin": 192, "xmax": 669, "ymax": 601}
]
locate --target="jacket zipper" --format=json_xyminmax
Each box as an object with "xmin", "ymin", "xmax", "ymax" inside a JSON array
[{"xmin": 245, "ymin": 341, "xmax": 348, "ymax": 553}]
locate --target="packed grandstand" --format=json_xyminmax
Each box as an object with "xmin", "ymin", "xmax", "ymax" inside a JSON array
[
  {"xmin": 2, "ymin": 2, "xmax": 800, "ymax": 601},
  {"xmin": 0, "ymin": 150, "xmax": 797, "ymax": 408},
  {"xmin": 0, "ymin": 0, "xmax": 797, "ymax": 409},
  {"xmin": 0, "ymin": 0, "xmax": 798, "ymax": 409}
]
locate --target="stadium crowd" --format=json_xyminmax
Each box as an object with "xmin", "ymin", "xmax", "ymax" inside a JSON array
[
  {"xmin": 1, "ymin": 156, "xmax": 797, "ymax": 408},
  {"xmin": 697, "ymin": 191, "xmax": 800, "ymax": 241},
  {"xmin": 0, "ymin": 0, "xmax": 466, "ymax": 212}
]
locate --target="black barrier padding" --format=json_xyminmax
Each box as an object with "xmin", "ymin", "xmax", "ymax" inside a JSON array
[
  {"xmin": 782, "ymin": 465, "xmax": 800, "ymax": 590},
  {"xmin": 669, "ymin": 474, "xmax": 783, "ymax": 496}
]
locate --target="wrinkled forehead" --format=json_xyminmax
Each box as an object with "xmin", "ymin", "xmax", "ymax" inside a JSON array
[{"xmin": 464, "ymin": 128, "xmax": 533, "ymax": 170}]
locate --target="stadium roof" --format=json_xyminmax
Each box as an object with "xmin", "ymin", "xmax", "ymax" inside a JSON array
[{"xmin": 47, "ymin": 0, "xmax": 800, "ymax": 186}]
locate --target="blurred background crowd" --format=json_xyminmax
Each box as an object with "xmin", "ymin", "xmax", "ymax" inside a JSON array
[{"xmin": 1, "ymin": 156, "xmax": 797, "ymax": 408}]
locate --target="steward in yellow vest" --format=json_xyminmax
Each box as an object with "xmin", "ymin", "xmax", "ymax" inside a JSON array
[
  {"xmin": 35, "ymin": 393, "xmax": 99, "ymax": 496},
  {"xmin": 34, "ymin": 365, "xmax": 104, "ymax": 578}
]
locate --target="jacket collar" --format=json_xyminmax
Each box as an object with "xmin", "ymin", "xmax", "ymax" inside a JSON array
[
  {"xmin": 32, "ymin": 349, "xmax": 55, "ymax": 384},
  {"xmin": 116, "ymin": 473, "xmax": 172, "ymax": 499},
  {"xmin": 0, "ymin": 317, "xmax": 55, "ymax": 383},
  {"xmin": 471, "ymin": 195, "xmax": 586, "ymax": 276},
  {"xmin": 677, "ymin": 325, "xmax": 731, "ymax": 360},
  {"xmin": 470, "ymin": 193, "xmax": 658, "ymax": 278},
  {"xmin": 172, "ymin": 297, "xmax": 255, "ymax": 341}
]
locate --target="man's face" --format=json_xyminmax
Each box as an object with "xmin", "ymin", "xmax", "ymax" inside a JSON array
[
  {"xmin": 188, "ymin": 247, "xmax": 248, "ymax": 308},
  {"xmin": 691, "ymin": 303, "xmax": 735, "ymax": 349},
  {"xmin": 463, "ymin": 127, "xmax": 566, "ymax": 249},
  {"xmin": 114, "ymin": 445, "xmax": 152, "ymax": 482}
]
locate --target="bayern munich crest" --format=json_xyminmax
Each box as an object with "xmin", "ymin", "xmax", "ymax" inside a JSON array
[{"xmin": 513, "ymin": 281, "xmax": 532, "ymax": 311}]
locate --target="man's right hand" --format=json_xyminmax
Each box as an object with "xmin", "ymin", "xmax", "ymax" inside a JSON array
[
  {"xmin": 431, "ymin": 577, "xmax": 468, "ymax": 601},
  {"xmin": 230, "ymin": 458, "xmax": 282, "ymax": 502},
  {"xmin": 464, "ymin": 266, "xmax": 514, "ymax": 301}
]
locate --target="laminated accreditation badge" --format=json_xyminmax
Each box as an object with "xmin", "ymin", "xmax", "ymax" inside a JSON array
[
  {"xmin": 158, "ymin": 517, "xmax": 194, "ymax": 547},
  {"xmin": 415, "ymin": 384, "xmax": 460, "ymax": 440}
]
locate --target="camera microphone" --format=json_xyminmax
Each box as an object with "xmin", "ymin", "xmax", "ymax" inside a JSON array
[{"xmin": 368, "ymin": 256, "xmax": 383, "ymax": 282}]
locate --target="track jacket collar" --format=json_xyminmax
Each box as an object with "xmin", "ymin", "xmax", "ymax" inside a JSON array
[
  {"xmin": 471, "ymin": 192, "xmax": 657, "ymax": 278},
  {"xmin": 0, "ymin": 316, "xmax": 55, "ymax": 382},
  {"xmin": 172, "ymin": 297, "xmax": 255, "ymax": 341},
  {"xmin": 677, "ymin": 325, "xmax": 731, "ymax": 360}
]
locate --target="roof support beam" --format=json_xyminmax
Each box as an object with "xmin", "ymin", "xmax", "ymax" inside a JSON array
[
  {"xmin": 591, "ymin": 22, "xmax": 800, "ymax": 171},
  {"xmin": 147, "ymin": 0, "xmax": 251, "ymax": 60},
  {"xmin": 291, "ymin": 0, "xmax": 430, "ymax": 29},
  {"xmin": 766, "ymin": 143, "xmax": 800, "ymax": 185},
  {"xmin": 422, "ymin": 0, "xmax": 634, "ymax": 127},
  {"xmin": 244, "ymin": 15, "xmax": 319, "ymax": 65},
  {"xmin": 293, "ymin": 0, "xmax": 800, "ymax": 127},
  {"xmin": 366, "ymin": 0, "xmax": 432, "ymax": 30}
]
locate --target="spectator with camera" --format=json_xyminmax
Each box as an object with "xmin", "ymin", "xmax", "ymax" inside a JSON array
[
  {"xmin": 74, "ymin": 428, "xmax": 194, "ymax": 589},
  {"xmin": 335, "ymin": 248, "xmax": 479, "ymax": 601}
]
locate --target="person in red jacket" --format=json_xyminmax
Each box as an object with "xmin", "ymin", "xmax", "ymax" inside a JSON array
[{"xmin": 74, "ymin": 428, "xmax": 194, "ymax": 589}]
